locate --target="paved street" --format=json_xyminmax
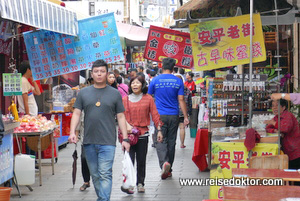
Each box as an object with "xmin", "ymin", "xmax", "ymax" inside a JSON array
[{"xmin": 10, "ymin": 129, "xmax": 209, "ymax": 201}]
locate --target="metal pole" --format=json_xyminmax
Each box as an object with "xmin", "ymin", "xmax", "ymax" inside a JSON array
[
  {"xmin": 274, "ymin": 0, "xmax": 281, "ymax": 155},
  {"xmin": 248, "ymin": 0, "xmax": 254, "ymax": 128},
  {"xmin": 241, "ymin": 66, "xmax": 244, "ymax": 126}
]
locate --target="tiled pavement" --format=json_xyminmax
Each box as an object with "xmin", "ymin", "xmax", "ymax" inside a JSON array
[{"xmin": 10, "ymin": 128, "xmax": 210, "ymax": 201}]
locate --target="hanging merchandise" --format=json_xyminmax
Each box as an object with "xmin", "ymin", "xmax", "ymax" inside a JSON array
[{"xmin": 208, "ymin": 74, "xmax": 277, "ymax": 128}]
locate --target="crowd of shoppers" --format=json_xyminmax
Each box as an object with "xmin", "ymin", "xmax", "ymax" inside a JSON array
[{"xmin": 69, "ymin": 58, "xmax": 195, "ymax": 200}]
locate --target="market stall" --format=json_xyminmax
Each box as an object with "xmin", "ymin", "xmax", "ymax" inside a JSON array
[
  {"xmin": 0, "ymin": 119, "xmax": 19, "ymax": 185},
  {"xmin": 13, "ymin": 115, "xmax": 58, "ymax": 186},
  {"xmin": 178, "ymin": 2, "xmax": 297, "ymax": 198}
]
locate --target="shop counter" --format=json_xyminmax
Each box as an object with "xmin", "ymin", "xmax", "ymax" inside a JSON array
[
  {"xmin": 223, "ymin": 185, "xmax": 300, "ymax": 201},
  {"xmin": 192, "ymin": 127, "xmax": 280, "ymax": 172},
  {"xmin": 232, "ymin": 168, "xmax": 300, "ymax": 184}
]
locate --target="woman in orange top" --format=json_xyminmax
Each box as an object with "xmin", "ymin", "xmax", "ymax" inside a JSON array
[
  {"xmin": 122, "ymin": 75, "xmax": 163, "ymax": 193},
  {"xmin": 184, "ymin": 71, "xmax": 196, "ymax": 96}
]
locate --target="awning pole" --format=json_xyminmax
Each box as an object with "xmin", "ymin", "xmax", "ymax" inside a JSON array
[
  {"xmin": 274, "ymin": 0, "xmax": 281, "ymax": 155},
  {"xmin": 248, "ymin": 0, "xmax": 253, "ymax": 128},
  {"xmin": 247, "ymin": 0, "xmax": 254, "ymax": 161}
]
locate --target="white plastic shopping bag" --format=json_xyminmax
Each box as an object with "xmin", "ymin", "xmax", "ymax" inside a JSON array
[{"xmin": 121, "ymin": 151, "xmax": 136, "ymax": 189}]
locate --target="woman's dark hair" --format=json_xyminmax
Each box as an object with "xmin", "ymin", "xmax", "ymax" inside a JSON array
[
  {"xmin": 128, "ymin": 75, "xmax": 148, "ymax": 94},
  {"xmin": 187, "ymin": 71, "xmax": 194, "ymax": 78},
  {"xmin": 272, "ymin": 99, "xmax": 288, "ymax": 110},
  {"xmin": 116, "ymin": 76, "xmax": 122, "ymax": 84},
  {"xmin": 279, "ymin": 99, "xmax": 288, "ymax": 110},
  {"xmin": 107, "ymin": 72, "xmax": 117, "ymax": 89}
]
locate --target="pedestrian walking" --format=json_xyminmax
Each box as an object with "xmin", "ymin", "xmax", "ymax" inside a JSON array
[
  {"xmin": 185, "ymin": 71, "xmax": 196, "ymax": 96},
  {"xmin": 122, "ymin": 75, "xmax": 163, "ymax": 193},
  {"xmin": 69, "ymin": 59, "xmax": 130, "ymax": 201},
  {"xmin": 175, "ymin": 75, "xmax": 192, "ymax": 148},
  {"xmin": 148, "ymin": 57, "xmax": 189, "ymax": 179},
  {"xmin": 74, "ymin": 79, "xmax": 94, "ymax": 191}
]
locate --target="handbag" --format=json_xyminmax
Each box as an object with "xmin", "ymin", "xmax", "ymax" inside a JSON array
[{"xmin": 118, "ymin": 97, "xmax": 140, "ymax": 145}]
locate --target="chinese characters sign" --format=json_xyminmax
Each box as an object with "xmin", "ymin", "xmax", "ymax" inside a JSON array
[
  {"xmin": 189, "ymin": 14, "xmax": 266, "ymax": 71},
  {"xmin": 144, "ymin": 25, "xmax": 193, "ymax": 69},
  {"xmin": 2, "ymin": 73, "xmax": 22, "ymax": 96},
  {"xmin": 210, "ymin": 142, "xmax": 278, "ymax": 199},
  {"xmin": 94, "ymin": 2, "xmax": 124, "ymax": 22},
  {"xmin": 23, "ymin": 13, "xmax": 123, "ymax": 81}
]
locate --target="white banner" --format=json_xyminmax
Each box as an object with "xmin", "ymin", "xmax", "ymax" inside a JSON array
[
  {"xmin": 94, "ymin": 2, "xmax": 124, "ymax": 22},
  {"xmin": 0, "ymin": 0, "xmax": 78, "ymax": 36}
]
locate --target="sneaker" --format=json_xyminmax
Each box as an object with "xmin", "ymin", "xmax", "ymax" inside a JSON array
[
  {"xmin": 161, "ymin": 162, "xmax": 171, "ymax": 180},
  {"xmin": 137, "ymin": 183, "xmax": 145, "ymax": 193},
  {"xmin": 121, "ymin": 186, "xmax": 134, "ymax": 194},
  {"xmin": 167, "ymin": 172, "xmax": 172, "ymax": 178}
]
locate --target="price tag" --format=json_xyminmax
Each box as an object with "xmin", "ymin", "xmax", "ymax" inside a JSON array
[{"xmin": 2, "ymin": 73, "xmax": 22, "ymax": 96}]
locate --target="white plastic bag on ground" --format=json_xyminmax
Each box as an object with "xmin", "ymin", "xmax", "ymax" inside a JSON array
[{"xmin": 122, "ymin": 151, "xmax": 136, "ymax": 189}]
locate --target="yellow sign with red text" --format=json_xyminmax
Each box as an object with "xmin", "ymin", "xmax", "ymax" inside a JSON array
[
  {"xmin": 189, "ymin": 14, "xmax": 266, "ymax": 71},
  {"xmin": 209, "ymin": 142, "xmax": 278, "ymax": 199}
]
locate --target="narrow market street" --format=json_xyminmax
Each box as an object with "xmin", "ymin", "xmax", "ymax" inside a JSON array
[{"xmin": 10, "ymin": 129, "xmax": 210, "ymax": 201}]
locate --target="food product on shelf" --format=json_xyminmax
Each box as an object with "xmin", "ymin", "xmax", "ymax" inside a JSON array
[
  {"xmin": 63, "ymin": 97, "xmax": 76, "ymax": 112},
  {"xmin": 14, "ymin": 115, "xmax": 56, "ymax": 133}
]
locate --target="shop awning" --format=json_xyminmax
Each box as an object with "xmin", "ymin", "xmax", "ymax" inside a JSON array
[
  {"xmin": 0, "ymin": 0, "xmax": 78, "ymax": 36},
  {"xmin": 116, "ymin": 22, "xmax": 149, "ymax": 46},
  {"xmin": 173, "ymin": 0, "xmax": 292, "ymax": 20},
  {"xmin": 173, "ymin": 0, "xmax": 239, "ymax": 20}
]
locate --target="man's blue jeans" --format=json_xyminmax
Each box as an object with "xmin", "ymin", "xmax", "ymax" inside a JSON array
[{"xmin": 84, "ymin": 144, "xmax": 115, "ymax": 201}]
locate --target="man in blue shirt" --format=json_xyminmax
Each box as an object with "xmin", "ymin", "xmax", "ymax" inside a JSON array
[{"xmin": 148, "ymin": 57, "xmax": 189, "ymax": 179}]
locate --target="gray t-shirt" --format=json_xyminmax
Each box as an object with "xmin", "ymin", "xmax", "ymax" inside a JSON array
[{"xmin": 74, "ymin": 85, "xmax": 124, "ymax": 146}]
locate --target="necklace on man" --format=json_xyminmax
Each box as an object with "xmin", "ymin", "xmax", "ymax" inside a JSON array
[
  {"xmin": 95, "ymin": 87, "xmax": 103, "ymax": 107},
  {"xmin": 95, "ymin": 99, "xmax": 101, "ymax": 107}
]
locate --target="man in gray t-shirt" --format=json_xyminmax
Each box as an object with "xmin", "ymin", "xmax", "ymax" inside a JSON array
[
  {"xmin": 74, "ymin": 85, "xmax": 123, "ymax": 145},
  {"xmin": 69, "ymin": 59, "xmax": 129, "ymax": 201}
]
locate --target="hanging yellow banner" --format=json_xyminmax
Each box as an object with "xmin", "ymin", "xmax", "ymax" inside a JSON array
[
  {"xmin": 209, "ymin": 142, "xmax": 278, "ymax": 199},
  {"xmin": 189, "ymin": 14, "xmax": 266, "ymax": 71}
]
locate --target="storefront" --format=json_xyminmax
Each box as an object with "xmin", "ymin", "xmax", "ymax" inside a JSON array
[
  {"xmin": 170, "ymin": 1, "xmax": 300, "ymax": 199},
  {"xmin": 0, "ymin": 0, "xmax": 79, "ymax": 189}
]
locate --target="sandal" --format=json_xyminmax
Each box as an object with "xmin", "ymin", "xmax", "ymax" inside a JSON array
[
  {"xmin": 80, "ymin": 183, "xmax": 90, "ymax": 191},
  {"xmin": 181, "ymin": 145, "xmax": 186, "ymax": 148},
  {"xmin": 121, "ymin": 186, "xmax": 134, "ymax": 194}
]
